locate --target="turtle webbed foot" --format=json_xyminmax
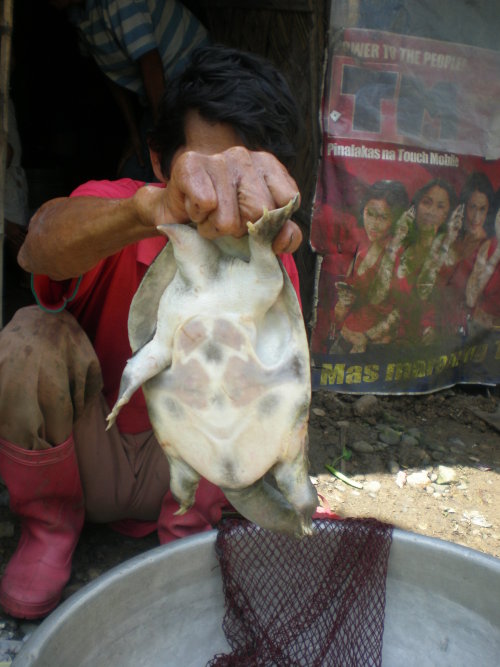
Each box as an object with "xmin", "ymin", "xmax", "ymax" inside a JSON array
[{"xmin": 247, "ymin": 194, "xmax": 300, "ymax": 245}]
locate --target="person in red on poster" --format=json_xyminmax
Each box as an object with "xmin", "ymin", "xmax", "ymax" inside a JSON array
[
  {"xmin": 440, "ymin": 172, "xmax": 495, "ymax": 338},
  {"xmin": 395, "ymin": 178, "xmax": 459, "ymax": 345},
  {"xmin": 309, "ymin": 178, "xmax": 367, "ymax": 354},
  {"xmin": 328, "ymin": 180, "xmax": 410, "ymax": 354},
  {"xmin": 465, "ymin": 193, "xmax": 500, "ymax": 332}
]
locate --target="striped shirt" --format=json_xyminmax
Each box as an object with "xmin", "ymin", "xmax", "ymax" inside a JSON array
[{"xmin": 70, "ymin": 0, "xmax": 209, "ymax": 99}]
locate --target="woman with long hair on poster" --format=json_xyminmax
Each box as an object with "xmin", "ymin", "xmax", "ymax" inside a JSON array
[
  {"xmin": 465, "ymin": 189, "xmax": 500, "ymax": 333},
  {"xmin": 440, "ymin": 172, "xmax": 495, "ymax": 337},
  {"xmin": 396, "ymin": 177, "xmax": 459, "ymax": 345},
  {"xmin": 330, "ymin": 179, "xmax": 411, "ymax": 353}
]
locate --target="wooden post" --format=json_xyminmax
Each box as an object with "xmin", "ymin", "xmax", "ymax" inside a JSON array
[{"xmin": 0, "ymin": 0, "xmax": 14, "ymax": 329}]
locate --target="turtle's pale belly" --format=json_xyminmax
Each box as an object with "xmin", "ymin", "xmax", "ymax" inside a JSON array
[
  {"xmin": 108, "ymin": 196, "xmax": 318, "ymax": 536},
  {"xmin": 144, "ymin": 315, "xmax": 308, "ymax": 489}
]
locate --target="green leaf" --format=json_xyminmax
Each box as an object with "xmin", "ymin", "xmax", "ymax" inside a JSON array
[
  {"xmin": 325, "ymin": 464, "xmax": 364, "ymax": 489},
  {"xmin": 342, "ymin": 447, "xmax": 352, "ymax": 461}
]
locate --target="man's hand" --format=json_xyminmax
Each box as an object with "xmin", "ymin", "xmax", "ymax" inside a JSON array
[
  {"xmin": 142, "ymin": 147, "xmax": 303, "ymax": 254},
  {"xmin": 22, "ymin": 146, "xmax": 302, "ymax": 281}
]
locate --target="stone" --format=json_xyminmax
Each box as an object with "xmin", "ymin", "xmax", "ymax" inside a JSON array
[
  {"xmin": 417, "ymin": 449, "xmax": 432, "ymax": 465},
  {"xmin": 400, "ymin": 434, "xmax": 419, "ymax": 448},
  {"xmin": 377, "ymin": 425, "xmax": 402, "ymax": 446},
  {"xmin": 448, "ymin": 437, "xmax": 466, "ymax": 449},
  {"xmin": 365, "ymin": 480, "xmax": 381, "ymax": 493},
  {"xmin": 387, "ymin": 460, "xmax": 400, "ymax": 474},
  {"xmin": 436, "ymin": 465, "xmax": 457, "ymax": 484},
  {"xmin": 406, "ymin": 427, "xmax": 422, "ymax": 441},
  {"xmin": 350, "ymin": 440, "xmax": 375, "ymax": 454},
  {"xmin": 353, "ymin": 394, "xmax": 380, "ymax": 417},
  {"xmin": 463, "ymin": 511, "xmax": 492, "ymax": 528},
  {"xmin": 426, "ymin": 439, "xmax": 447, "ymax": 452},
  {"xmin": 395, "ymin": 470, "xmax": 407, "ymax": 488},
  {"xmin": 406, "ymin": 471, "xmax": 430, "ymax": 487}
]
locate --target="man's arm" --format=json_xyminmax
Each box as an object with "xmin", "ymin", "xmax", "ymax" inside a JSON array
[
  {"xmin": 18, "ymin": 192, "xmax": 163, "ymax": 281},
  {"xmin": 18, "ymin": 148, "xmax": 302, "ymax": 281}
]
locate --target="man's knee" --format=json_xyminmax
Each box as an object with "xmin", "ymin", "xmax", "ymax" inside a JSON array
[
  {"xmin": 0, "ymin": 305, "xmax": 102, "ymax": 391},
  {"xmin": 0, "ymin": 306, "xmax": 103, "ymax": 448},
  {"xmin": 1, "ymin": 305, "xmax": 91, "ymax": 353}
]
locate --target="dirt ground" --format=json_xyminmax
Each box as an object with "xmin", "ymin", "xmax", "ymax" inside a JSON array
[
  {"xmin": 308, "ymin": 385, "xmax": 500, "ymax": 559},
  {"xmin": 1, "ymin": 385, "xmax": 499, "ymax": 645}
]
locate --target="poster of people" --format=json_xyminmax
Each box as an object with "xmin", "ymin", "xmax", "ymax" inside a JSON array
[{"xmin": 309, "ymin": 25, "xmax": 500, "ymax": 394}]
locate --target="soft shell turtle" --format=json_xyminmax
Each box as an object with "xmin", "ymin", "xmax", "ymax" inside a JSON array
[{"xmin": 107, "ymin": 195, "xmax": 318, "ymax": 537}]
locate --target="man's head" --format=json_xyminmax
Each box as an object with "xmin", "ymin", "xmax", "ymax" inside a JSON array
[{"xmin": 148, "ymin": 44, "xmax": 302, "ymax": 179}]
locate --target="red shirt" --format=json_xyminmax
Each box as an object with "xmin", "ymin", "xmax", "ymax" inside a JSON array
[
  {"xmin": 33, "ymin": 179, "xmax": 301, "ymax": 434},
  {"xmin": 476, "ymin": 238, "xmax": 500, "ymax": 319}
]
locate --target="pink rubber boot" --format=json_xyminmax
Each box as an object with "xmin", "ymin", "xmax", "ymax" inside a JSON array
[{"xmin": 0, "ymin": 436, "xmax": 85, "ymax": 619}]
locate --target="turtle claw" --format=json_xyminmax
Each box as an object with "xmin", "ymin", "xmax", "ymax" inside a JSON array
[
  {"xmin": 105, "ymin": 411, "xmax": 118, "ymax": 431},
  {"xmin": 246, "ymin": 194, "xmax": 300, "ymax": 243},
  {"xmin": 105, "ymin": 396, "xmax": 130, "ymax": 430}
]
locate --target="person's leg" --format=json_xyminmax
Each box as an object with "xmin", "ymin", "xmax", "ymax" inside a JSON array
[
  {"xmin": 73, "ymin": 394, "xmax": 171, "ymax": 525},
  {"xmin": 70, "ymin": 360, "xmax": 231, "ymax": 545},
  {"xmin": 75, "ymin": 394, "xmax": 231, "ymax": 544},
  {"xmin": 0, "ymin": 306, "xmax": 102, "ymax": 618}
]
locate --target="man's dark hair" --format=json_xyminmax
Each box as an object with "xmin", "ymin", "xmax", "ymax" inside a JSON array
[{"xmin": 148, "ymin": 44, "xmax": 302, "ymax": 177}]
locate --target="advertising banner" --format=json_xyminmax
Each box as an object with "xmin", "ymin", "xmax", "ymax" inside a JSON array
[{"xmin": 310, "ymin": 27, "xmax": 500, "ymax": 393}]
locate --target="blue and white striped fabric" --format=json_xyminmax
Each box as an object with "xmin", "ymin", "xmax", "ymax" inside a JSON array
[{"xmin": 70, "ymin": 0, "xmax": 209, "ymax": 98}]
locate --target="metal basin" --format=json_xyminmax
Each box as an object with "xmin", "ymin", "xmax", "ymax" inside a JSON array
[{"xmin": 13, "ymin": 528, "xmax": 500, "ymax": 667}]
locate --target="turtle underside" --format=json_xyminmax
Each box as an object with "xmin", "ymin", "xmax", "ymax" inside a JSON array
[{"xmin": 107, "ymin": 195, "xmax": 318, "ymax": 537}]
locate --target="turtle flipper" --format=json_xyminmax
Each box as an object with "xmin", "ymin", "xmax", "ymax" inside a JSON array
[
  {"xmin": 106, "ymin": 340, "xmax": 171, "ymax": 429},
  {"xmin": 247, "ymin": 194, "xmax": 300, "ymax": 245},
  {"xmin": 167, "ymin": 455, "xmax": 201, "ymax": 515},
  {"xmin": 222, "ymin": 476, "xmax": 315, "ymax": 538},
  {"xmin": 273, "ymin": 452, "xmax": 318, "ymax": 533}
]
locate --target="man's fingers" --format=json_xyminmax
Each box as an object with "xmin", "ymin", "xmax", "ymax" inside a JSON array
[
  {"xmin": 168, "ymin": 147, "xmax": 301, "ymax": 245},
  {"xmin": 215, "ymin": 146, "xmax": 279, "ymax": 225},
  {"xmin": 170, "ymin": 152, "xmax": 218, "ymax": 223},
  {"xmin": 171, "ymin": 151, "xmax": 244, "ymax": 236},
  {"xmin": 197, "ymin": 192, "xmax": 242, "ymax": 239},
  {"xmin": 272, "ymin": 220, "xmax": 303, "ymax": 255},
  {"xmin": 253, "ymin": 151, "xmax": 300, "ymax": 210}
]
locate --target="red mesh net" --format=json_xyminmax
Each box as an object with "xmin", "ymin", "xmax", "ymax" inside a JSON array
[{"xmin": 208, "ymin": 518, "xmax": 393, "ymax": 667}]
